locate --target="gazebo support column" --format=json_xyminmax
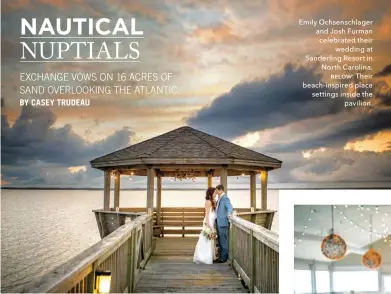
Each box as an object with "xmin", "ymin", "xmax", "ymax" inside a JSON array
[
  {"xmin": 207, "ymin": 172, "xmax": 212, "ymax": 188},
  {"xmin": 250, "ymin": 172, "xmax": 256, "ymax": 210},
  {"xmin": 103, "ymin": 170, "xmax": 111, "ymax": 210},
  {"xmin": 114, "ymin": 172, "xmax": 120, "ymax": 209},
  {"xmin": 260, "ymin": 170, "xmax": 268, "ymax": 210},
  {"xmin": 220, "ymin": 167, "xmax": 228, "ymax": 190},
  {"xmin": 146, "ymin": 167, "xmax": 155, "ymax": 212},
  {"xmin": 156, "ymin": 174, "xmax": 162, "ymax": 226}
]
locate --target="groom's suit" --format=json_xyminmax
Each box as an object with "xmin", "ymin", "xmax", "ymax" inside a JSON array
[{"xmin": 215, "ymin": 193, "xmax": 233, "ymax": 262}]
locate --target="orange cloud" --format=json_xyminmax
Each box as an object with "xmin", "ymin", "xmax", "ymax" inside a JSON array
[
  {"xmin": 193, "ymin": 24, "xmax": 240, "ymax": 44},
  {"xmin": 268, "ymin": 0, "xmax": 330, "ymax": 20},
  {"xmin": 232, "ymin": 132, "xmax": 260, "ymax": 148},
  {"xmin": 38, "ymin": 0, "xmax": 68, "ymax": 8},
  {"xmin": 109, "ymin": 0, "xmax": 167, "ymax": 24},
  {"xmin": 269, "ymin": 0, "xmax": 379, "ymax": 20},
  {"xmin": 3, "ymin": 0, "xmax": 102, "ymax": 16},
  {"xmin": 68, "ymin": 165, "xmax": 87, "ymax": 173},
  {"xmin": 375, "ymin": 9, "xmax": 391, "ymax": 41},
  {"xmin": 165, "ymin": 45, "xmax": 200, "ymax": 64},
  {"xmin": 338, "ymin": 0, "xmax": 374, "ymax": 19},
  {"xmin": 344, "ymin": 131, "xmax": 391, "ymax": 153},
  {"xmin": 2, "ymin": 0, "xmax": 30, "ymax": 12}
]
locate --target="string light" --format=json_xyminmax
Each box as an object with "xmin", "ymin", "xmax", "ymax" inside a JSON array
[
  {"xmin": 296, "ymin": 205, "xmax": 391, "ymax": 247},
  {"xmin": 295, "ymin": 206, "xmax": 315, "ymax": 247},
  {"xmin": 335, "ymin": 205, "xmax": 391, "ymax": 242}
]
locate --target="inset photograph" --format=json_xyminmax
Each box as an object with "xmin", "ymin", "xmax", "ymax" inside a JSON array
[{"xmin": 294, "ymin": 205, "xmax": 391, "ymax": 294}]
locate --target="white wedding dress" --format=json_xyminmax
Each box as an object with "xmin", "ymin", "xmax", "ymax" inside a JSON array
[{"xmin": 193, "ymin": 208, "xmax": 216, "ymax": 264}]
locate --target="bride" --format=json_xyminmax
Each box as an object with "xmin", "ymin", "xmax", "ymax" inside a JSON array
[{"xmin": 193, "ymin": 187, "xmax": 217, "ymax": 264}]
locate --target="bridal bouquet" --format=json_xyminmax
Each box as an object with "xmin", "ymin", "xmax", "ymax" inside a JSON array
[{"xmin": 202, "ymin": 226, "xmax": 217, "ymax": 240}]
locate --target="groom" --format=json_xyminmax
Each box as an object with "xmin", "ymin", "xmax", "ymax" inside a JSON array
[{"xmin": 214, "ymin": 184, "xmax": 233, "ymax": 263}]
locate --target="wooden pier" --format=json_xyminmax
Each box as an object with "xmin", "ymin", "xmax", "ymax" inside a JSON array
[
  {"xmin": 19, "ymin": 127, "xmax": 281, "ymax": 293},
  {"xmin": 19, "ymin": 212, "xmax": 279, "ymax": 293},
  {"xmin": 135, "ymin": 238, "xmax": 246, "ymax": 293}
]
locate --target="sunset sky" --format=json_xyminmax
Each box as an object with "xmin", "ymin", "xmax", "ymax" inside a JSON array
[{"xmin": 1, "ymin": 0, "xmax": 391, "ymax": 187}]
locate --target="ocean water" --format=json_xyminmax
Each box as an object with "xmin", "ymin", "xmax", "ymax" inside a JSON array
[{"xmin": 0, "ymin": 189, "xmax": 279, "ymax": 292}]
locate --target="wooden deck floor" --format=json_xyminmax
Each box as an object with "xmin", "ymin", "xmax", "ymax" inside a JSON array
[{"xmin": 135, "ymin": 238, "xmax": 247, "ymax": 293}]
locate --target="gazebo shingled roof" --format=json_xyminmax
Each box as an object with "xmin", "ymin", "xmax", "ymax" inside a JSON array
[
  {"xmin": 90, "ymin": 126, "xmax": 282, "ymax": 212},
  {"xmin": 90, "ymin": 126, "xmax": 282, "ymax": 170}
]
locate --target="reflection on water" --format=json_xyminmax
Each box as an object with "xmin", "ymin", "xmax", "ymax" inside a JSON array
[{"xmin": 1, "ymin": 189, "xmax": 279, "ymax": 292}]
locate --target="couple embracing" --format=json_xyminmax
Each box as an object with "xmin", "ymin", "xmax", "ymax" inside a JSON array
[{"xmin": 193, "ymin": 184, "xmax": 233, "ymax": 264}]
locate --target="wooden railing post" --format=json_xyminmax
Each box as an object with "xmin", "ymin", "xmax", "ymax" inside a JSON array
[
  {"xmin": 150, "ymin": 211, "xmax": 154, "ymax": 246},
  {"xmin": 127, "ymin": 231, "xmax": 134, "ymax": 293},
  {"xmin": 131, "ymin": 228, "xmax": 137, "ymax": 292},
  {"xmin": 249, "ymin": 230, "xmax": 255, "ymax": 293},
  {"xmin": 127, "ymin": 228, "xmax": 138, "ymax": 293},
  {"xmin": 229, "ymin": 220, "xmax": 233, "ymax": 265},
  {"xmin": 229, "ymin": 214, "xmax": 236, "ymax": 267},
  {"xmin": 86, "ymin": 263, "xmax": 96, "ymax": 293}
]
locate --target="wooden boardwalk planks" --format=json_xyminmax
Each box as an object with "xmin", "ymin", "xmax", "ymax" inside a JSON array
[{"xmin": 135, "ymin": 238, "xmax": 247, "ymax": 293}]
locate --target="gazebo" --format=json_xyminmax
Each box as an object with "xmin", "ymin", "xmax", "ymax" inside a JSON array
[{"xmin": 90, "ymin": 126, "xmax": 282, "ymax": 238}]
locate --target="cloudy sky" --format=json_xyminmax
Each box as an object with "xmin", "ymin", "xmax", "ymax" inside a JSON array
[{"xmin": 1, "ymin": 0, "xmax": 391, "ymax": 187}]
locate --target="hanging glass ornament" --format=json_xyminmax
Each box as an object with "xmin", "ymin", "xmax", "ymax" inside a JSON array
[
  {"xmin": 321, "ymin": 233, "xmax": 347, "ymax": 260},
  {"xmin": 321, "ymin": 205, "xmax": 347, "ymax": 260},
  {"xmin": 362, "ymin": 248, "xmax": 382, "ymax": 269},
  {"xmin": 362, "ymin": 215, "xmax": 382, "ymax": 269}
]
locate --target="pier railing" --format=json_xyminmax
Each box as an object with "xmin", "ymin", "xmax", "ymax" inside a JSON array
[
  {"xmin": 19, "ymin": 213, "xmax": 154, "ymax": 293},
  {"xmin": 235, "ymin": 210, "xmax": 275, "ymax": 230},
  {"xmin": 229, "ymin": 214, "xmax": 279, "ymax": 293},
  {"xmin": 93, "ymin": 209, "xmax": 144, "ymax": 238},
  {"xmin": 115, "ymin": 207, "xmax": 274, "ymax": 237}
]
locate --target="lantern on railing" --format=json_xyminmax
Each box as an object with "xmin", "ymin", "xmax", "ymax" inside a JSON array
[{"xmin": 94, "ymin": 271, "xmax": 111, "ymax": 294}]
